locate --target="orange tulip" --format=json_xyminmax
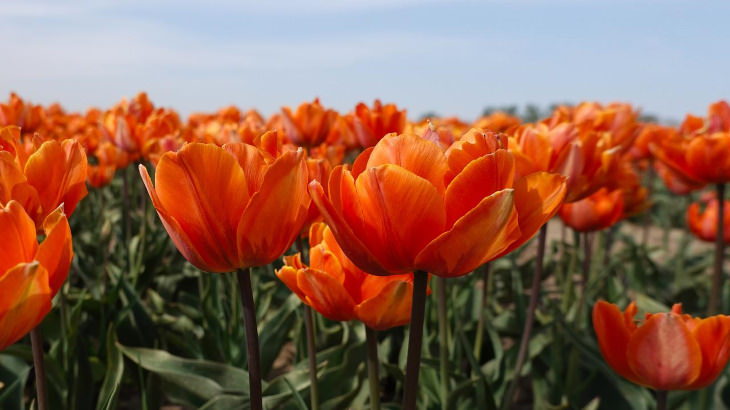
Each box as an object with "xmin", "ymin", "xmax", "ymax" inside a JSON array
[
  {"xmin": 472, "ymin": 111, "xmax": 521, "ymax": 133},
  {"xmin": 510, "ymin": 123, "xmax": 619, "ymax": 203},
  {"xmin": 87, "ymin": 141, "xmax": 129, "ymax": 188},
  {"xmin": 0, "ymin": 126, "xmax": 88, "ymax": 225},
  {"xmin": 0, "ymin": 201, "xmax": 73, "ymax": 350},
  {"xmin": 558, "ymin": 188, "xmax": 624, "ymax": 232},
  {"xmin": 140, "ymin": 142, "xmax": 310, "ymax": 273},
  {"xmin": 593, "ymin": 300, "xmax": 730, "ymax": 390},
  {"xmin": 652, "ymin": 101, "xmax": 730, "ymax": 185},
  {"xmin": 348, "ymin": 100, "xmax": 407, "ymax": 148},
  {"xmin": 277, "ymin": 223, "xmax": 415, "ymax": 330},
  {"xmin": 280, "ymin": 99, "xmax": 339, "ymax": 147},
  {"xmin": 309, "ymin": 132, "xmax": 566, "ymax": 278},
  {"xmin": 654, "ymin": 161, "xmax": 704, "ymax": 195},
  {"xmin": 687, "ymin": 197, "xmax": 730, "ymax": 242}
]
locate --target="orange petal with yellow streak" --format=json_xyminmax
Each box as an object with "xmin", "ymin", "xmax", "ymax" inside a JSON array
[
  {"xmin": 35, "ymin": 205, "xmax": 73, "ymax": 295},
  {"xmin": 0, "ymin": 262, "xmax": 52, "ymax": 351},
  {"xmin": 0, "ymin": 201, "xmax": 38, "ymax": 274},
  {"xmin": 297, "ymin": 268, "xmax": 357, "ymax": 321},
  {"xmin": 356, "ymin": 164, "xmax": 446, "ymax": 273},
  {"xmin": 237, "ymin": 149, "xmax": 310, "ymax": 267},
  {"xmin": 356, "ymin": 279, "xmax": 412, "ymax": 331},
  {"xmin": 155, "ymin": 143, "xmax": 249, "ymax": 269},
  {"xmin": 415, "ymin": 189, "xmax": 519, "ymax": 277},
  {"xmin": 366, "ymin": 134, "xmax": 448, "ymax": 193}
]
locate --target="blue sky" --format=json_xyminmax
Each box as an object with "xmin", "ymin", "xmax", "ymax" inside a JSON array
[{"xmin": 1, "ymin": 0, "xmax": 728, "ymax": 122}]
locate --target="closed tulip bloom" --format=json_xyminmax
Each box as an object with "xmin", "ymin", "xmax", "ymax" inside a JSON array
[
  {"xmin": 139, "ymin": 142, "xmax": 310, "ymax": 273},
  {"xmin": 277, "ymin": 222, "xmax": 415, "ymax": 330},
  {"xmin": 0, "ymin": 201, "xmax": 73, "ymax": 350},
  {"xmin": 559, "ymin": 188, "xmax": 624, "ymax": 232},
  {"xmin": 687, "ymin": 197, "xmax": 730, "ymax": 242},
  {"xmin": 309, "ymin": 132, "xmax": 566, "ymax": 278},
  {"xmin": 0, "ymin": 126, "xmax": 88, "ymax": 225},
  {"xmin": 593, "ymin": 301, "xmax": 730, "ymax": 390}
]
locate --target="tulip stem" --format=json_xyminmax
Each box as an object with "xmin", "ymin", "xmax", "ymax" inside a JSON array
[
  {"xmin": 365, "ymin": 326, "xmax": 381, "ymax": 410},
  {"xmin": 655, "ymin": 390, "xmax": 667, "ymax": 410},
  {"xmin": 436, "ymin": 276, "xmax": 450, "ymax": 409},
  {"xmin": 503, "ymin": 223, "xmax": 548, "ymax": 410},
  {"xmin": 402, "ymin": 270, "xmax": 429, "ymax": 410},
  {"xmin": 473, "ymin": 262, "xmax": 492, "ymax": 360},
  {"xmin": 31, "ymin": 328, "xmax": 48, "ymax": 410},
  {"xmin": 237, "ymin": 268, "xmax": 263, "ymax": 410},
  {"xmin": 708, "ymin": 183, "xmax": 726, "ymax": 315},
  {"xmin": 304, "ymin": 305, "xmax": 320, "ymax": 410},
  {"xmin": 297, "ymin": 237, "xmax": 320, "ymax": 410}
]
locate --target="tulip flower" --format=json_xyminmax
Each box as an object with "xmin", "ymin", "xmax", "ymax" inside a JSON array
[
  {"xmin": 0, "ymin": 126, "xmax": 88, "ymax": 225},
  {"xmin": 309, "ymin": 132, "xmax": 565, "ymax": 409},
  {"xmin": 87, "ymin": 141, "xmax": 129, "ymax": 188},
  {"xmin": 558, "ymin": 188, "xmax": 624, "ymax": 232},
  {"xmin": 347, "ymin": 100, "xmax": 407, "ymax": 148},
  {"xmin": 593, "ymin": 301, "xmax": 730, "ymax": 391},
  {"xmin": 140, "ymin": 141, "xmax": 310, "ymax": 410},
  {"xmin": 280, "ymin": 99, "xmax": 339, "ymax": 147},
  {"xmin": 510, "ymin": 123, "xmax": 619, "ymax": 203},
  {"xmin": 687, "ymin": 196, "xmax": 730, "ymax": 242},
  {"xmin": 472, "ymin": 110, "xmax": 521, "ymax": 133},
  {"xmin": 0, "ymin": 201, "xmax": 73, "ymax": 350},
  {"xmin": 277, "ymin": 222, "xmax": 415, "ymax": 330}
]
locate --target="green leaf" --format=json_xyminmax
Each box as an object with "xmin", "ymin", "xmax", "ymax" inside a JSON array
[
  {"xmin": 96, "ymin": 327, "xmax": 124, "ymax": 410},
  {"xmin": 0, "ymin": 354, "xmax": 31, "ymax": 410}
]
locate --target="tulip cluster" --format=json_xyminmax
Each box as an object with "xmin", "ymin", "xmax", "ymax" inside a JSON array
[{"xmin": 3, "ymin": 91, "xmax": 730, "ymax": 410}]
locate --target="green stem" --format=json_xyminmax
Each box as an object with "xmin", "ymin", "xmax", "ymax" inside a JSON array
[
  {"xmin": 708, "ymin": 183, "xmax": 726, "ymax": 315},
  {"xmin": 656, "ymin": 390, "xmax": 667, "ymax": 410},
  {"xmin": 473, "ymin": 262, "xmax": 492, "ymax": 361},
  {"xmin": 237, "ymin": 268, "xmax": 262, "ymax": 410},
  {"xmin": 503, "ymin": 224, "xmax": 548, "ymax": 409},
  {"xmin": 31, "ymin": 328, "xmax": 48, "ymax": 410},
  {"xmin": 304, "ymin": 306, "xmax": 320, "ymax": 410},
  {"xmin": 402, "ymin": 271, "xmax": 429, "ymax": 410},
  {"xmin": 437, "ymin": 277, "xmax": 450, "ymax": 409},
  {"xmin": 365, "ymin": 326, "xmax": 381, "ymax": 410}
]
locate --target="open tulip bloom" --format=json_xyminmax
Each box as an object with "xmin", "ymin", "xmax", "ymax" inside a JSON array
[
  {"xmin": 140, "ymin": 141, "xmax": 311, "ymax": 410},
  {"xmin": 309, "ymin": 131, "xmax": 566, "ymax": 408},
  {"xmin": 593, "ymin": 300, "xmax": 730, "ymax": 402},
  {"xmin": 0, "ymin": 201, "xmax": 73, "ymax": 350}
]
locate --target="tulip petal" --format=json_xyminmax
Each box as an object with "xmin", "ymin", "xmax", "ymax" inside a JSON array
[
  {"xmin": 366, "ymin": 134, "xmax": 448, "ymax": 193},
  {"xmin": 687, "ymin": 316, "xmax": 730, "ymax": 389},
  {"xmin": 223, "ymin": 143, "xmax": 269, "ymax": 197},
  {"xmin": 140, "ymin": 165, "xmax": 232, "ymax": 272},
  {"xmin": 237, "ymin": 149, "xmax": 310, "ymax": 267},
  {"xmin": 356, "ymin": 164, "xmax": 446, "ymax": 273},
  {"xmin": 444, "ymin": 150, "xmax": 515, "ymax": 226},
  {"xmin": 35, "ymin": 205, "xmax": 73, "ymax": 295},
  {"xmin": 297, "ymin": 268, "xmax": 357, "ymax": 321},
  {"xmin": 627, "ymin": 312, "xmax": 702, "ymax": 390},
  {"xmin": 155, "ymin": 143, "xmax": 249, "ymax": 269},
  {"xmin": 355, "ymin": 279, "xmax": 412, "ymax": 331},
  {"xmin": 0, "ymin": 262, "xmax": 52, "ymax": 351},
  {"xmin": 0, "ymin": 201, "xmax": 38, "ymax": 275},
  {"xmin": 415, "ymin": 189, "xmax": 519, "ymax": 277},
  {"xmin": 496, "ymin": 172, "xmax": 567, "ymax": 257},
  {"xmin": 275, "ymin": 266, "xmax": 306, "ymax": 300},
  {"xmin": 592, "ymin": 301, "xmax": 642, "ymax": 384},
  {"xmin": 309, "ymin": 180, "xmax": 390, "ymax": 275}
]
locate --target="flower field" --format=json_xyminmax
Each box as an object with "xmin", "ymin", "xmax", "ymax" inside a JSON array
[{"xmin": 1, "ymin": 93, "xmax": 730, "ymax": 410}]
